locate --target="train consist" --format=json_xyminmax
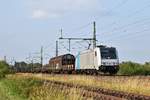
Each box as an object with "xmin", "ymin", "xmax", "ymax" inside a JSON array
[{"xmin": 14, "ymin": 45, "xmax": 119, "ymax": 74}]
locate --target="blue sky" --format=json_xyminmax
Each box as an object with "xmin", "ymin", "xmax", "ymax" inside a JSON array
[{"xmin": 0, "ymin": 0, "xmax": 150, "ymax": 64}]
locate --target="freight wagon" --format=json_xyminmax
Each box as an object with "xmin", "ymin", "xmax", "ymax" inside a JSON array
[{"xmin": 48, "ymin": 54, "xmax": 75, "ymax": 73}]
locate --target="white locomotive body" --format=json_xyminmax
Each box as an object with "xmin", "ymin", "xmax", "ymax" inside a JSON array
[{"xmin": 76, "ymin": 45, "xmax": 119, "ymax": 74}]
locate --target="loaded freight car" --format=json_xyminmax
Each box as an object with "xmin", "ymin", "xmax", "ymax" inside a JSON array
[
  {"xmin": 75, "ymin": 45, "xmax": 119, "ymax": 74},
  {"xmin": 49, "ymin": 54, "xmax": 75, "ymax": 73}
]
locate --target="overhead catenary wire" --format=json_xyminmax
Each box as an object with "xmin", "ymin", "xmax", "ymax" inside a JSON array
[
  {"xmin": 99, "ymin": 2, "xmax": 150, "ymax": 33},
  {"xmin": 98, "ymin": 18, "xmax": 150, "ymax": 42},
  {"xmin": 101, "ymin": 27, "xmax": 150, "ymax": 43},
  {"xmin": 58, "ymin": 0, "xmax": 138, "ymax": 44},
  {"xmin": 95, "ymin": 0, "xmax": 129, "ymax": 22},
  {"xmin": 67, "ymin": 0, "xmax": 130, "ymax": 37},
  {"xmin": 99, "ymin": 17, "xmax": 150, "ymax": 36},
  {"xmin": 59, "ymin": 41, "xmax": 70, "ymax": 52},
  {"xmin": 68, "ymin": 22, "xmax": 92, "ymax": 35},
  {"xmin": 73, "ymin": 41, "xmax": 88, "ymax": 49}
]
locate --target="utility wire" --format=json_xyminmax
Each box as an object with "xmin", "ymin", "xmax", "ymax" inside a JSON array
[
  {"xmin": 99, "ymin": 17, "xmax": 150, "ymax": 36},
  {"xmin": 95, "ymin": 0, "xmax": 129, "ymax": 21},
  {"xmin": 100, "ymin": 2, "xmax": 150, "ymax": 33},
  {"xmin": 68, "ymin": 22, "xmax": 92, "ymax": 34},
  {"xmin": 69, "ymin": 0, "xmax": 129, "ymax": 37},
  {"xmin": 59, "ymin": 41, "xmax": 70, "ymax": 52},
  {"xmin": 59, "ymin": 0, "xmax": 130, "ymax": 39},
  {"xmin": 61, "ymin": 0, "xmax": 128, "ymax": 37},
  {"xmin": 73, "ymin": 41, "xmax": 87, "ymax": 49},
  {"xmin": 101, "ymin": 27, "xmax": 150, "ymax": 42}
]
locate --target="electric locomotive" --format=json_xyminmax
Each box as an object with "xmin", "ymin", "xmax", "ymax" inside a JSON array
[{"xmin": 75, "ymin": 45, "xmax": 119, "ymax": 74}]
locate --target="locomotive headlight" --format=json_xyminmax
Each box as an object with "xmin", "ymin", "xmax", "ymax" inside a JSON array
[{"xmin": 114, "ymin": 62, "xmax": 118, "ymax": 65}]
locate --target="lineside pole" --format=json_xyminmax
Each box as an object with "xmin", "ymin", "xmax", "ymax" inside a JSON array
[
  {"xmin": 56, "ymin": 41, "xmax": 58, "ymax": 56},
  {"xmin": 93, "ymin": 21, "xmax": 96, "ymax": 49},
  {"xmin": 4, "ymin": 56, "xmax": 7, "ymax": 63},
  {"xmin": 41, "ymin": 46, "xmax": 43, "ymax": 68},
  {"xmin": 69, "ymin": 39, "xmax": 71, "ymax": 53}
]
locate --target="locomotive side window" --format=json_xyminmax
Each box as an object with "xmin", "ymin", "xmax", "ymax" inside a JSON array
[{"xmin": 95, "ymin": 51, "xmax": 97, "ymax": 56}]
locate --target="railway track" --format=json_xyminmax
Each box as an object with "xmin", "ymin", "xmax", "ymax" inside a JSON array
[
  {"xmin": 42, "ymin": 80, "xmax": 150, "ymax": 100},
  {"xmin": 21, "ymin": 70, "xmax": 127, "ymax": 76},
  {"xmin": 32, "ymin": 72, "xmax": 149, "ymax": 77}
]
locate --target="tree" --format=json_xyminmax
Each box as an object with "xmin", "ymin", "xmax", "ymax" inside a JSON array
[{"xmin": 0, "ymin": 61, "xmax": 9, "ymax": 78}]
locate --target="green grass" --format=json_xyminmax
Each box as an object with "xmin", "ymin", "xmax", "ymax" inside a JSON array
[
  {"xmin": 0, "ymin": 75, "xmax": 92, "ymax": 100},
  {"xmin": 27, "ymin": 73, "xmax": 150, "ymax": 96},
  {"xmin": 1, "ymin": 61, "xmax": 150, "ymax": 100},
  {"xmin": 0, "ymin": 76, "xmax": 42, "ymax": 100},
  {"xmin": 29, "ymin": 82, "xmax": 86, "ymax": 100},
  {"xmin": 0, "ymin": 79, "xmax": 24, "ymax": 100},
  {"xmin": 1, "ymin": 74, "xmax": 149, "ymax": 100}
]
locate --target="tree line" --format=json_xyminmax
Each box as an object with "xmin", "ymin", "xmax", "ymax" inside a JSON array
[{"xmin": 118, "ymin": 61, "xmax": 150, "ymax": 75}]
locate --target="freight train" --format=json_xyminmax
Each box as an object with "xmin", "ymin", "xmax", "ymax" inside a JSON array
[{"xmin": 14, "ymin": 45, "xmax": 119, "ymax": 74}]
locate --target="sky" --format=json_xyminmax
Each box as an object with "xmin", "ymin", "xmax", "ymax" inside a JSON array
[{"xmin": 0, "ymin": 0, "xmax": 150, "ymax": 64}]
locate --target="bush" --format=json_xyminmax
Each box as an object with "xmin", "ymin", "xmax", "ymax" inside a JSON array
[
  {"xmin": 118, "ymin": 61, "xmax": 150, "ymax": 75},
  {"xmin": 143, "ymin": 63, "xmax": 150, "ymax": 75},
  {"xmin": 0, "ymin": 61, "xmax": 9, "ymax": 78}
]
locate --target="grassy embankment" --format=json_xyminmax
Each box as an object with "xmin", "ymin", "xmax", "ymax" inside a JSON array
[
  {"xmin": 0, "ymin": 61, "xmax": 150, "ymax": 100},
  {"xmin": 0, "ymin": 61, "xmax": 91, "ymax": 100},
  {"xmin": 0, "ymin": 75, "xmax": 91, "ymax": 100},
  {"xmin": 1, "ymin": 73, "xmax": 149, "ymax": 100},
  {"xmin": 23, "ymin": 73, "xmax": 150, "ymax": 96},
  {"xmin": 0, "ymin": 77, "xmax": 41, "ymax": 100}
]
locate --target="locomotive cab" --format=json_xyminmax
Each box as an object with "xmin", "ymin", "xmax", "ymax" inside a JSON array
[{"xmin": 97, "ymin": 45, "xmax": 119, "ymax": 74}]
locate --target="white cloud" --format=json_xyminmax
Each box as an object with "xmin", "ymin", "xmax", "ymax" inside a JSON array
[
  {"xmin": 31, "ymin": 9, "xmax": 49, "ymax": 19},
  {"xmin": 27, "ymin": 0, "xmax": 100, "ymax": 19},
  {"xmin": 31, "ymin": 9, "xmax": 62, "ymax": 19}
]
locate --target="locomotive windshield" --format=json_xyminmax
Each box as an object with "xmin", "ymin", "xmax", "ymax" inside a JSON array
[{"xmin": 100, "ymin": 47, "xmax": 117, "ymax": 59}]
